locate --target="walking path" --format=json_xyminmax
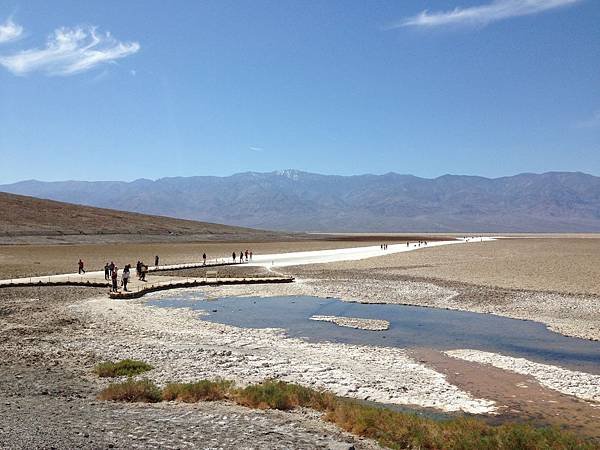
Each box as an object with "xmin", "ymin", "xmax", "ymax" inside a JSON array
[
  {"xmin": 247, "ymin": 236, "xmax": 496, "ymax": 268},
  {"xmin": 0, "ymin": 237, "xmax": 496, "ymax": 295}
]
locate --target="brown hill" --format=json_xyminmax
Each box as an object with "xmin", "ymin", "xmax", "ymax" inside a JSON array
[{"xmin": 0, "ymin": 192, "xmax": 293, "ymax": 244}]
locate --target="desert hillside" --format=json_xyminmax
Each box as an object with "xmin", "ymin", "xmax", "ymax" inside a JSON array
[{"xmin": 0, "ymin": 192, "xmax": 291, "ymax": 243}]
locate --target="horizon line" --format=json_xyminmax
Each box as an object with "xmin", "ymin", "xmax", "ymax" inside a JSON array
[{"xmin": 0, "ymin": 169, "xmax": 595, "ymax": 186}]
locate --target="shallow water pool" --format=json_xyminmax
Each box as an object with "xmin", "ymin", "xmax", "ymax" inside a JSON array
[{"xmin": 147, "ymin": 294, "xmax": 600, "ymax": 374}]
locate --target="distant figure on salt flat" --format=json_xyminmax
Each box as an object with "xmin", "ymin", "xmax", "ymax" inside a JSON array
[
  {"xmin": 249, "ymin": 251, "xmax": 253, "ymax": 261},
  {"xmin": 78, "ymin": 259, "xmax": 85, "ymax": 275},
  {"xmin": 140, "ymin": 264, "xmax": 148, "ymax": 281},
  {"xmin": 406, "ymin": 242, "xmax": 409, "ymax": 247},
  {"xmin": 109, "ymin": 261, "xmax": 115, "ymax": 277},
  {"xmin": 111, "ymin": 266, "xmax": 118, "ymax": 292},
  {"xmin": 122, "ymin": 265, "xmax": 130, "ymax": 291},
  {"xmin": 232, "ymin": 251, "xmax": 236, "ymax": 263},
  {"xmin": 155, "ymin": 255, "xmax": 159, "ymax": 267},
  {"xmin": 203, "ymin": 253, "xmax": 207, "ymax": 265},
  {"xmin": 245, "ymin": 250, "xmax": 249, "ymax": 262},
  {"xmin": 104, "ymin": 263, "xmax": 110, "ymax": 280},
  {"xmin": 240, "ymin": 250, "xmax": 245, "ymax": 263}
]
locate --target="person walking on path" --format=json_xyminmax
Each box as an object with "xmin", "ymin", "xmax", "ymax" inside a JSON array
[
  {"xmin": 104, "ymin": 263, "xmax": 110, "ymax": 280},
  {"xmin": 232, "ymin": 251, "xmax": 236, "ymax": 263},
  {"xmin": 136, "ymin": 260, "xmax": 142, "ymax": 278},
  {"xmin": 78, "ymin": 259, "xmax": 85, "ymax": 275},
  {"xmin": 203, "ymin": 253, "xmax": 207, "ymax": 265},
  {"xmin": 239, "ymin": 250, "xmax": 244, "ymax": 263},
  {"xmin": 109, "ymin": 261, "xmax": 115, "ymax": 278},
  {"xmin": 122, "ymin": 265, "xmax": 130, "ymax": 291},
  {"xmin": 249, "ymin": 251, "xmax": 253, "ymax": 261},
  {"xmin": 245, "ymin": 250, "xmax": 249, "ymax": 262},
  {"xmin": 111, "ymin": 266, "xmax": 118, "ymax": 292},
  {"xmin": 155, "ymin": 255, "xmax": 159, "ymax": 267},
  {"xmin": 140, "ymin": 264, "xmax": 148, "ymax": 281}
]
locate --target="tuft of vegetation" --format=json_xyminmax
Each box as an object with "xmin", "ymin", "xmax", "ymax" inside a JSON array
[
  {"xmin": 94, "ymin": 359, "xmax": 153, "ymax": 377},
  {"xmin": 98, "ymin": 378, "xmax": 597, "ymax": 449},
  {"xmin": 162, "ymin": 379, "xmax": 234, "ymax": 402},
  {"xmin": 234, "ymin": 379, "xmax": 333, "ymax": 411},
  {"xmin": 97, "ymin": 378, "xmax": 162, "ymax": 403}
]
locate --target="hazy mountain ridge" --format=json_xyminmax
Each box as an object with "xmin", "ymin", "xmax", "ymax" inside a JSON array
[{"xmin": 3, "ymin": 171, "xmax": 600, "ymax": 232}]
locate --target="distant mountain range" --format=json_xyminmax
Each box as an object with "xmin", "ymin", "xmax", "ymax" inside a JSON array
[{"xmin": 2, "ymin": 170, "xmax": 600, "ymax": 232}]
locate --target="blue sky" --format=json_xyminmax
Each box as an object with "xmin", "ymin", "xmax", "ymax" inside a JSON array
[{"xmin": 0, "ymin": 0, "xmax": 599, "ymax": 183}]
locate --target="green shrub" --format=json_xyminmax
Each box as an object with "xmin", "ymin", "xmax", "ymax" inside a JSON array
[
  {"xmin": 96, "ymin": 378, "xmax": 596, "ymax": 449},
  {"xmin": 162, "ymin": 379, "xmax": 234, "ymax": 402},
  {"xmin": 94, "ymin": 359, "xmax": 153, "ymax": 377},
  {"xmin": 234, "ymin": 379, "xmax": 324, "ymax": 410},
  {"xmin": 97, "ymin": 378, "xmax": 162, "ymax": 403}
]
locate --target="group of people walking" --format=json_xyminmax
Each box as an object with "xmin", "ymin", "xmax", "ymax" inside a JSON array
[
  {"xmin": 81, "ymin": 249, "xmax": 256, "ymax": 294},
  {"xmin": 101, "ymin": 261, "xmax": 120, "ymax": 292},
  {"xmin": 100, "ymin": 259, "xmax": 150, "ymax": 292},
  {"xmin": 101, "ymin": 261, "xmax": 133, "ymax": 292},
  {"xmin": 232, "ymin": 249, "xmax": 252, "ymax": 263},
  {"xmin": 379, "ymin": 241, "xmax": 429, "ymax": 250}
]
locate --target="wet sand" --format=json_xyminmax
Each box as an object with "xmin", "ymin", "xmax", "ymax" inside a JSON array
[{"xmin": 412, "ymin": 349, "xmax": 600, "ymax": 440}]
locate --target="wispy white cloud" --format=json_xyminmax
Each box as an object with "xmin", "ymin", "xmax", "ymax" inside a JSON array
[
  {"xmin": 249, "ymin": 146, "xmax": 264, "ymax": 152},
  {"xmin": 393, "ymin": 0, "xmax": 582, "ymax": 29},
  {"xmin": 575, "ymin": 110, "xmax": 600, "ymax": 129},
  {"xmin": 0, "ymin": 18, "xmax": 23, "ymax": 43},
  {"xmin": 0, "ymin": 25, "xmax": 139, "ymax": 76}
]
